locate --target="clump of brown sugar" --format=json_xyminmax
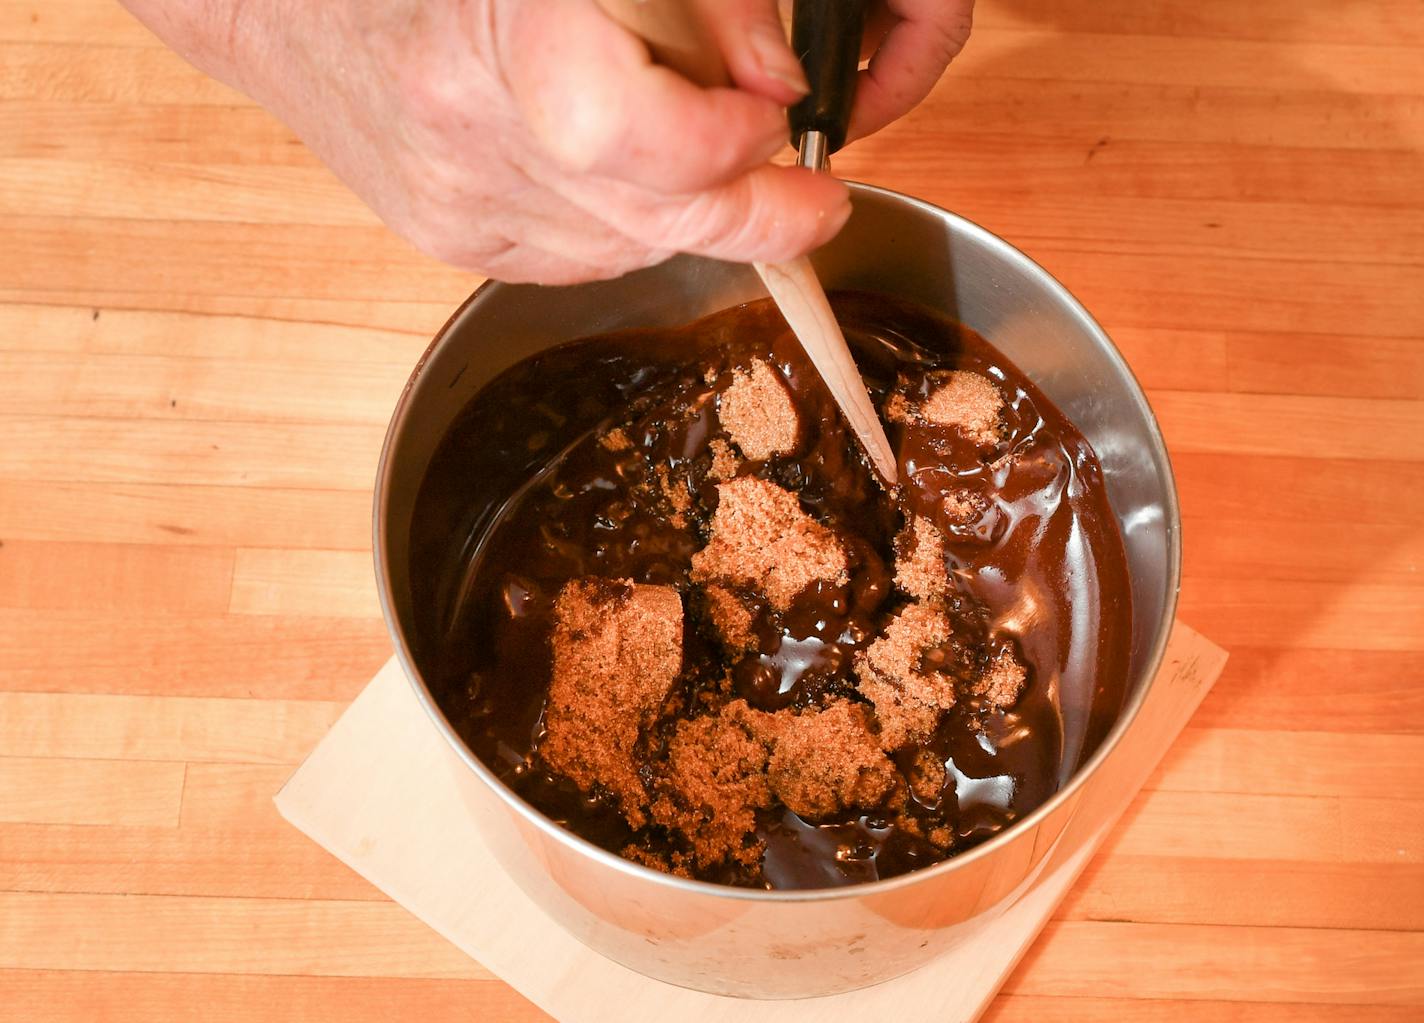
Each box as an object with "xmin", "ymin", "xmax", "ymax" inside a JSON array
[
  {"xmin": 701, "ymin": 584, "xmax": 758, "ymax": 652},
  {"xmin": 922, "ymin": 371, "xmax": 1005, "ymax": 447},
  {"xmin": 767, "ymin": 701, "xmax": 898, "ymax": 818},
  {"xmin": 707, "ymin": 437, "xmax": 740, "ymax": 482},
  {"xmin": 650, "ymin": 699, "xmax": 784, "ymax": 868},
  {"xmin": 719, "ymin": 360, "xmax": 799, "ymax": 461},
  {"xmin": 691, "ymin": 477, "xmax": 847, "ymax": 610},
  {"xmin": 971, "ymin": 647, "xmax": 1028, "ymax": 710},
  {"xmin": 894, "ymin": 517, "xmax": 952, "ymax": 601},
  {"xmin": 905, "ymin": 749, "xmax": 947, "ymax": 804},
  {"xmin": 855, "ymin": 603, "xmax": 959, "ymax": 750},
  {"xmin": 599, "ymin": 426, "xmax": 633, "ymax": 452},
  {"xmin": 539, "ymin": 579, "xmax": 683, "ymax": 828},
  {"xmin": 654, "ymin": 464, "xmax": 692, "ymax": 527}
]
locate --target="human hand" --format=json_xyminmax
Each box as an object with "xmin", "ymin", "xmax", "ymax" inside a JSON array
[{"xmin": 123, "ymin": 0, "xmax": 973, "ymax": 284}]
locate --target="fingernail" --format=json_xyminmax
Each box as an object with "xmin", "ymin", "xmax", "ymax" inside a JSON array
[{"xmin": 750, "ymin": 22, "xmax": 809, "ymax": 97}]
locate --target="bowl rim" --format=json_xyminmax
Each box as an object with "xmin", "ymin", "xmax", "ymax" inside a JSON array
[{"xmin": 372, "ymin": 181, "xmax": 1183, "ymax": 903}]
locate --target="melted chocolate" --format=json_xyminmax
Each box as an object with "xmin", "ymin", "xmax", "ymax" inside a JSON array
[{"xmin": 408, "ymin": 292, "xmax": 1133, "ymax": 889}]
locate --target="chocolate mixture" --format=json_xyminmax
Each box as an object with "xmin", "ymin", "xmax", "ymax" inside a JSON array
[{"xmin": 409, "ymin": 292, "xmax": 1133, "ymax": 890}]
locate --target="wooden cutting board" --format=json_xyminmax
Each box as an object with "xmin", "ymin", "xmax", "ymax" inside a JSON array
[{"xmin": 275, "ymin": 620, "xmax": 1226, "ymax": 1022}]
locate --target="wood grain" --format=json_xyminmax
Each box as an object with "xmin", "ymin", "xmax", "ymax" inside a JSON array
[
  {"xmin": 0, "ymin": 0, "xmax": 1419, "ymax": 1018},
  {"xmin": 0, "ymin": 757, "xmax": 183, "ymax": 827}
]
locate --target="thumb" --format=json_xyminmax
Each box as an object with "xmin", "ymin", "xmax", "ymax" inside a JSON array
[
  {"xmin": 634, "ymin": 164, "xmax": 851, "ymax": 265},
  {"xmin": 693, "ymin": 0, "xmax": 809, "ymax": 106}
]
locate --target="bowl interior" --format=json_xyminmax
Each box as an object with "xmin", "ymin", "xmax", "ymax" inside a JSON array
[{"xmin": 375, "ymin": 183, "xmax": 1181, "ymax": 875}]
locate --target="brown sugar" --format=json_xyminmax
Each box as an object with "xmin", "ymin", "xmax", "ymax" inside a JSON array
[
  {"xmin": 855, "ymin": 603, "xmax": 958, "ymax": 750},
  {"xmin": 651, "ymin": 700, "xmax": 784, "ymax": 868},
  {"xmin": 540, "ymin": 579, "xmax": 683, "ymax": 828},
  {"xmin": 921, "ymin": 371, "xmax": 1004, "ymax": 447},
  {"xmin": 654, "ymin": 464, "xmax": 692, "ymax": 527},
  {"xmin": 707, "ymin": 437, "xmax": 740, "ymax": 482},
  {"xmin": 702, "ymin": 584, "xmax": 757, "ymax": 652},
  {"xmin": 690, "ymin": 477, "xmax": 848, "ymax": 610},
  {"xmin": 894, "ymin": 517, "xmax": 951, "ymax": 601},
  {"xmin": 767, "ymin": 701, "xmax": 897, "ymax": 819},
  {"xmin": 884, "ymin": 392, "xmax": 912, "ymax": 424},
  {"xmin": 906, "ymin": 748, "xmax": 948, "ymax": 804},
  {"xmin": 719, "ymin": 360, "xmax": 800, "ymax": 461},
  {"xmin": 972, "ymin": 646, "xmax": 1028, "ymax": 710},
  {"xmin": 599, "ymin": 426, "xmax": 633, "ymax": 452}
]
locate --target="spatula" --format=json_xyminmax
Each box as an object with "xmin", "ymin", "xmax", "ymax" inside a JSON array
[{"xmin": 595, "ymin": 0, "xmax": 898, "ymax": 486}]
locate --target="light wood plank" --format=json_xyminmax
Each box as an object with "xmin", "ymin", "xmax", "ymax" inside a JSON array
[
  {"xmin": 179, "ymin": 763, "xmax": 293, "ymax": 829},
  {"xmin": 0, "ymin": 823, "xmax": 378, "ymax": 901},
  {"xmin": 1107, "ymin": 325, "xmax": 1424, "ymax": 402},
  {"xmin": 1149, "ymin": 728, "xmax": 1424, "ymax": 800},
  {"xmin": 983, "ymin": 996, "xmax": 1422, "ymax": 1023},
  {"xmin": 1173, "ymin": 454, "xmax": 1424, "ymax": 527},
  {"xmin": 1111, "ymin": 789, "xmax": 1421, "ymax": 865},
  {"xmin": 0, "ymin": 609, "xmax": 390, "ymax": 699},
  {"xmin": 1221, "ymin": 331, "xmax": 1424, "ymax": 400},
  {"xmin": 0, "ymin": 352, "xmax": 408, "ymax": 424},
  {"xmin": 228, "ymin": 549, "xmax": 378, "ymax": 619},
  {"xmin": 1178, "ymin": 579, "xmax": 1424, "ymax": 652},
  {"xmin": 0, "ymin": 300, "xmax": 442, "ymax": 352},
  {"xmin": 0, "ymin": 540, "xmax": 233, "ymax": 613},
  {"xmin": 1044, "ymin": 252, "xmax": 1424, "ymax": 338},
  {"xmin": 956, "ymin": 193, "xmax": 1424, "ymax": 267},
  {"xmin": 0, "ymin": 692, "xmax": 343, "ymax": 764},
  {"xmin": 955, "ymin": 30, "xmax": 1424, "ymax": 95},
  {"xmin": 853, "ymin": 136, "xmax": 1424, "ymax": 209},
  {"xmin": 1060, "ymin": 856, "xmax": 1424, "ymax": 932},
  {"xmin": 0, "ymin": 756, "xmax": 182, "ymax": 827},
  {"xmin": 1152, "ymin": 392, "xmax": 1424, "ymax": 462},
  {"xmin": 1192, "ymin": 648, "xmax": 1424, "ymax": 735},
  {"xmin": 1003, "ymin": 920, "xmax": 1424, "ymax": 1005},
  {"xmin": 0, "ymin": 0, "xmax": 159, "ymax": 47},
  {"xmin": 3, "ymin": 215, "xmax": 471, "ymax": 300},
  {"xmin": 0, "ymin": 42, "xmax": 239, "ymax": 104},
  {"xmin": 0, "ymin": 971, "xmax": 545, "ymax": 1023},
  {"xmin": 0, "ymin": 159, "xmax": 377, "ymax": 226},
  {"xmin": 911, "ymin": 78, "xmax": 1424, "ymax": 153},
  {"xmin": 0, "ymin": 480, "xmax": 372, "ymax": 549},
  {"xmin": 974, "ymin": 1, "xmax": 1424, "ymax": 48},
  {"xmin": 1179, "ymin": 518, "xmax": 1421, "ymax": 583},
  {"xmin": 0, "ymin": 891, "xmax": 489, "ymax": 979},
  {"xmin": 0, "ymin": 416, "xmax": 385, "ymax": 488}
]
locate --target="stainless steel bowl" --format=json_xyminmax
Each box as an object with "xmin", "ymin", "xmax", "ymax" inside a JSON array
[{"xmin": 374, "ymin": 182, "xmax": 1181, "ymax": 998}]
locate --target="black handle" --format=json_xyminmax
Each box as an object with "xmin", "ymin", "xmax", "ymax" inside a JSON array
[{"xmin": 788, "ymin": 0, "xmax": 868, "ymax": 155}]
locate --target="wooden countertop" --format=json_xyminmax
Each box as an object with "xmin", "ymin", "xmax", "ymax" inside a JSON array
[{"xmin": 2, "ymin": 1, "xmax": 1420, "ymax": 1019}]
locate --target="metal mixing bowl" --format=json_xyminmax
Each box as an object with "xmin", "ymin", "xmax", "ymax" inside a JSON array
[{"xmin": 374, "ymin": 182, "xmax": 1181, "ymax": 998}]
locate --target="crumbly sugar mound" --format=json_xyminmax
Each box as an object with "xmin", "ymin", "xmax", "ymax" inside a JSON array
[
  {"xmin": 690, "ymin": 477, "xmax": 848, "ymax": 610},
  {"xmin": 702, "ymin": 584, "xmax": 758, "ymax": 652},
  {"xmin": 971, "ymin": 646, "xmax": 1028, "ymax": 710},
  {"xmin": 855, "ymin": 603, "xmax": 959, "ymax": 750},
  {"xmin": 718, "ymin": 360, "xmax": 799, "ymax": 461},
  {"xmin": 650, "ymin": 699, "xmax": 784, "ymax": 868},
  {"xmin": 707, "ymin": 437, "xmax": 741, "ymax": 481},
  {"xmin": 766, "ymin": 700, "xmax": 898, "ymax": 819},
  {"xmin": 599, "ymin": 427, "xmax": 633, "ymax": 452},
  {"xmin": 894, "ymin": 517, "xmax": 952, "ymax": 601},
  {"xmin": 540, "ymin": 579, "xmax": 683, "ymax": 828},
  {"xmin": 921, "ymin": 370, "xmax": 1005, "ymax": 447},
  {"xmin": 906, "ymin": 748, "xmax": 948, "ymax": 804}
]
